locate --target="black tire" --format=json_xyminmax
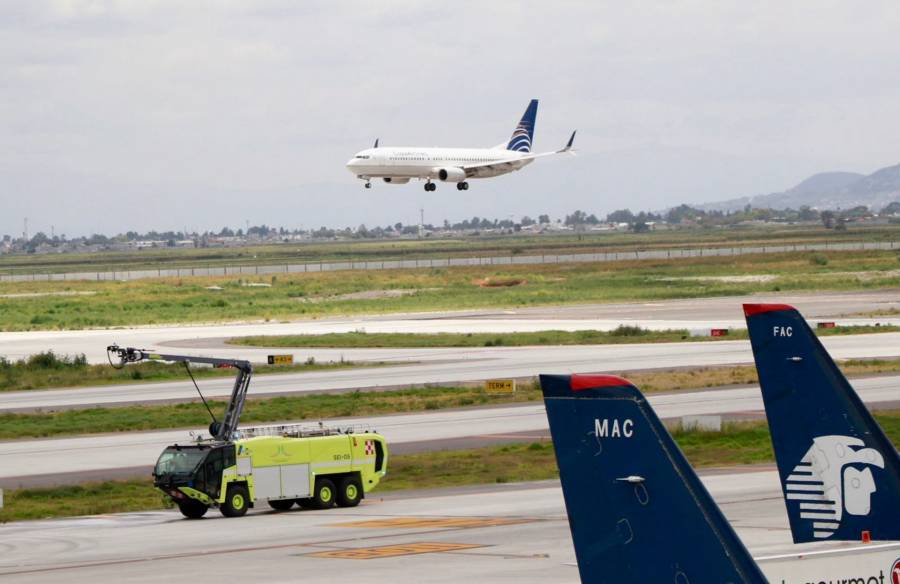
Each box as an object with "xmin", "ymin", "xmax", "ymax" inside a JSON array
[
  {"xmin": 312, "ymin": 478, "xmax": 336, "ymax": 509},
  {"xmin": 220, "ymin": 484, "xmax": 250, "ymax": 518},
  {"xmin": 268, "ymin": 499, "xmax": 295, "ymax": 511},
  {"xmin": 336, "ymin": 476, "xmax": 362, "ymax": 508},
  {"xmin": 178, "ymin": 500, "xmax": 208, "ymax": 519}
]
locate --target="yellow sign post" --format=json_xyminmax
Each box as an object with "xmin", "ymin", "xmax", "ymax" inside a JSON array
[
  {"xmin": 267, "ymin": 354, "xmax": 294, "ymax": 366},
  {"xmin": 485, "ymin": 379, "xmax": 516, "ymax": 394}
]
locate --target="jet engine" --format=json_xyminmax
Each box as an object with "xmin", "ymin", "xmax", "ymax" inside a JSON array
[
  {"xmin": 383, "ymin": 177, "xmax": 410, "ymax": 184},
  {"xmin": 437, "ymin": 167, "xmax": 466, "ymax": 183}
]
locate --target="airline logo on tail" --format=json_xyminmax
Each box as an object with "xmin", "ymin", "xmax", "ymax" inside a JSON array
[
  {"xmin": 507, "ymin": 99, "xmax": 538, "ymax": 152},
  {"xmin": 507, "ymin": 122, "xmax": 532, "ymax": 152},
  {"xmin": 785, "ymin": 435, "xmax": 885, "ymax": 539}
]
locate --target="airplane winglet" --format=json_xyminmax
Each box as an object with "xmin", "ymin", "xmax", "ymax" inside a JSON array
[{"xmin": 558, "ymin": 130, "xmax": 576, "ymax": 153}]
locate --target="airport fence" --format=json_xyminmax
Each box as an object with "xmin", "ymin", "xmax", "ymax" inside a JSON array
[{"xmin": 0, "ymin": 240, "xmax": 896, "ymax": 283}]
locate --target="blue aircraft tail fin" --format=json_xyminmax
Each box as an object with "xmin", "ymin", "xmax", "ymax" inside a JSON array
[
  {"xmin": 507, "ymin": 99, "xmax": 538, "ymax": 152},
  {"xmin": 744, "ymin": 303, "xmax": 900, "ymax": 543},
  {"xmin": 540, "ymin": 374, "xmax": 767, "ymax": 584}
]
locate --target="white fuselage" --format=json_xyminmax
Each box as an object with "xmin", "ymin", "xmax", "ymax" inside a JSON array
[{"xmin": 345, "ymin": 147, "xmax": 533, "ymax": 183}]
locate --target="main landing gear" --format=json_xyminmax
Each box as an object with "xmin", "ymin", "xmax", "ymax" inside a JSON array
[
  {"xmin": 364, "ymin": 181, "xmax": 371, "ymax": 189},
  {"xmin": 456, "ymin": 182, "xmax": 469, "ymax": 191},
  {"xmin": 424, "ymin": 182, "xmax": 436, "ymax": 192}
]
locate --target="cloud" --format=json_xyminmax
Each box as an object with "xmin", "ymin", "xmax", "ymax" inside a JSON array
[{"xmin": 1, "ymin": 1, "xmax": 900, "ymax": 235}]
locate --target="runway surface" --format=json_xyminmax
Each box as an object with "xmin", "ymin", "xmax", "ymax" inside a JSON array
[
  {"xmin": 3, "ymin": 375, "xmax": 897, "ymax": 487},
  {"xmin": 0, "ymin": 470, "xmax": 873, "ymax": 583},
  {"xmin": 1, "ymin": 291, "xmax": 898, "ymax": 365},
  {"xmin": 4, "ymin": 332, "xmax": 900, "ymax": 412}
]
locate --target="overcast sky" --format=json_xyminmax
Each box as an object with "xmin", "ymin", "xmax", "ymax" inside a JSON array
[{"xmin": 2, "ymin": 1, "xmax": 900, "ymax": 237}]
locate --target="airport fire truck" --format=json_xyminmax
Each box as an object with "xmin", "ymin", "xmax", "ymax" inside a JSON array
[{"xmin": 107, "ymin": 346, "xmax": 388, "ymax": 519}]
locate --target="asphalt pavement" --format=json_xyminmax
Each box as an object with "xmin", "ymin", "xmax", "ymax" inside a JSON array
[
  {"xmin": 0, "ymin": 470, "xmax": 885, "ymax": 583},
  {"xmin": 2, "ymin": 375, "xmax": 897, "ymax": 488}
]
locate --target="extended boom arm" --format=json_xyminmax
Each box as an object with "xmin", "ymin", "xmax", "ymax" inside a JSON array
[{"xmin": 107, "ymin": 345, "xmax": 253, "ymax": 441}]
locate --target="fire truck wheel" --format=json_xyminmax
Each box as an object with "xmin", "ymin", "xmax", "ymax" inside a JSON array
[
  {"xmin": 178, "ymin": 500, "xmax": 208, "ymax": 519},
  {"xmin": 337, "ymin": 477, "xmax": 362, "ymax": 507},
  {"xmin": 312, "ymin": 478, "xmax": 336, "ymax": 509},
  {"xmin": 267, "ymin": 499, "xmax": 295, "ymax": 511},
  {"xmin": 221, "ymin": 484, "xmax": 250, "ymax": 517}
]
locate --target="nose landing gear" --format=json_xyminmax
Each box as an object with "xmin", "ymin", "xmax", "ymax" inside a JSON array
[
  {"xmin": 456, "ymin": 182, "xmax": 469, "ymax": 191},
  {"xmin": 364, "ymin": 181, "xmax": 372, "ymax": 189}
]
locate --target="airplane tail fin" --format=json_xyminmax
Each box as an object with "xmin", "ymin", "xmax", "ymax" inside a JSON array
[
  {"xmin": 507, "ymin": 99, "xmax": 538, "ymax": 152},
  {"xmin": 744, "ymin": 304, "xmax": 900, "ymax": 543},
  {"xmin": 540, "ymin": 374, "xmax": 767, "ymax": 584}
]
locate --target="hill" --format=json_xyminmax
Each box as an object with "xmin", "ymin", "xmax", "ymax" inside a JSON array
[{"xmin": 701, "ymin": 163, "xmax": 900, "ymax": 211}]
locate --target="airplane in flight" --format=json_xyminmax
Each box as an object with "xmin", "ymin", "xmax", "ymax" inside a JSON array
[
  {"xmin": 538, "ymin": 372, "xmax": 900, "ymax": 583},
  {"xmin": 744, "ymin": 303, "xmax": 900, "ymax": 543},
  {"xmin": 345, "ymin": 99, "xmax": 575, "ymax": 191}
]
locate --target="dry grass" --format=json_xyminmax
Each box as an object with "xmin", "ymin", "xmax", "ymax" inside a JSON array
[{"xmin": 3, "ymin": 248, "xmax": 900, "ymax": 331}]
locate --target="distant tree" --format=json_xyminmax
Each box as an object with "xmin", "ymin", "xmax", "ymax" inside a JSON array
[
  {"xmin": 821, "ymin": 210, "xmax": 835, "ymax": 229},
  {"xmin": 247, "ymin": 224, "xmax": 271, "ymax": 237},
  {"xmin": 85, "ymin": 233, "xmax": 110, "ymax": 245},
  {"xmin": 219, "ymin": 227, "xmax": 235, "ymax": 237},
  {"xmin": 881, "ymin": 202, "xmax": 900, "ymax": 215},
  {"xmin": 565, "ymin": 210, "xmax": 589, "ymax": 226},
  {"xmin": 630, "ymin": 221, "xmax": 650, "ymax": 233},
  {"xmin": 843, "ymin": 205, "xmax": 870, "ymax": 219},
  {"xmin": 520, "ymin": 216, "xmax": 535, "ymax": 226},
  {"xmin": 797, "ymin": 206, "xmax": 818, "ymax": 221},
  {"xmin": 606, "ymin": 209, "xmax": 635, "ymax": 224},
  {"xmin": 538, "ymin": 214, "xmax": 550, "ymax": 224},
  {"xmin": 666, "ymin": 204, "xmax": 703, "ymax": 224}
]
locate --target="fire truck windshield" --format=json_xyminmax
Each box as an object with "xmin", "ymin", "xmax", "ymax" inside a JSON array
[{"xmin": 155, "ymin": 447, "xmax": 208, "ymax": 476}]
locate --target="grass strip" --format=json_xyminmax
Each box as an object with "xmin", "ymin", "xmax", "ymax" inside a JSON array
[
  {"xmin": 0, "ymin": 385, "xmax": 536, "ymax": 440},
  {"xmin": 6, "ymin": 358, "xmax": 900, "ymax": 441},
  {"xmin": 2, "ymin": 225, "xmax": 896, "ymax": 275},
  {"xmin": 228, "ymin": 324, "xmax": 900, "ymax": 349},
  {"xmin": 3, "ymin": 411, "xmax": 898, "ymax": 523},
  {"xmin": 0, "ymin": 351, "xmax": 375, "ymax": 393},
  {"xmin": 4, "ymin": 248, "xmax": 900, "ymax": 332}
]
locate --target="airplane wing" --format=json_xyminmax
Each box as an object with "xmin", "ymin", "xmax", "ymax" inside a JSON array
[{"xmin": 460, "ymin": 130, "xmax": 576, "ymax": 176}]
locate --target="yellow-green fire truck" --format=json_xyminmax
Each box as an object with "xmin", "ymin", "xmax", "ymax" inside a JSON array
[{"xmin": 107, "ymin": 346, "xmax": 388, "ymax": 519}]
